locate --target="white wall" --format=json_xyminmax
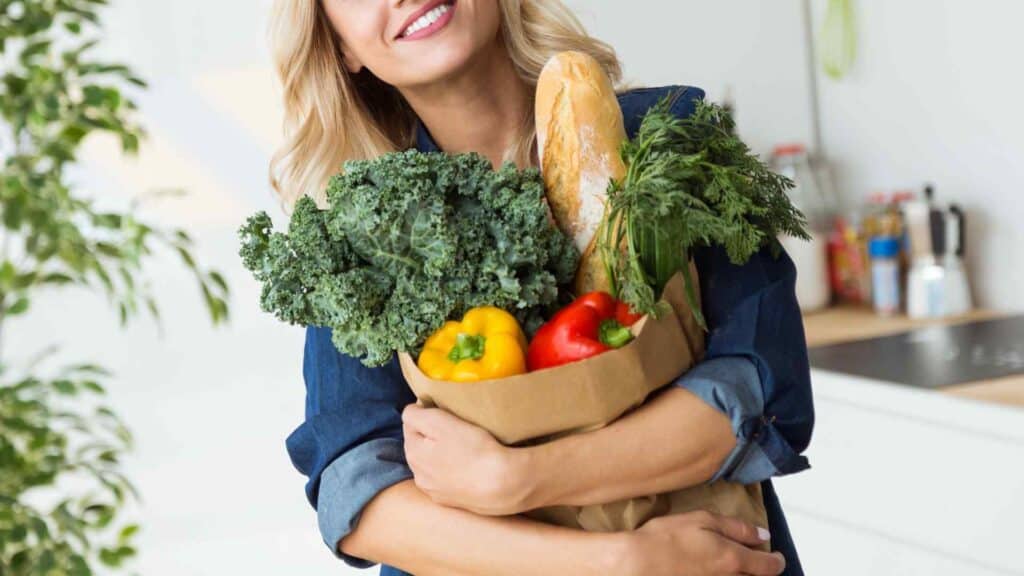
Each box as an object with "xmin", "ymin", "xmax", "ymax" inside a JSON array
[
  {"xmin": 811, "ymin": 0, "xmax": 1024, "ymax": 311},
  {"xmin": 566, "ymin": 0, "xmax": 814, "ymax": 157}
]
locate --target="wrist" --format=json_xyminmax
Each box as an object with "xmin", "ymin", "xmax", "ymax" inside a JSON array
[
  {"xmin": 505, "ymin": 445, "xmax": 544, "ymax": 513},
  {"xmin": 598, "ymin": 532, "xmax": 640, "ymax": 576}
]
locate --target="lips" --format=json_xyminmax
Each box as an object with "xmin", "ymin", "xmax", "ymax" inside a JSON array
[{"xmin": 395, "ymin": 0, "xmax": 454, "ymax": 40}]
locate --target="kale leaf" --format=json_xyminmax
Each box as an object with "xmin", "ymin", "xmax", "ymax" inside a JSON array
[{"xmin": 239, "ymin": 150, "xmax": 579, "ymax": 367}]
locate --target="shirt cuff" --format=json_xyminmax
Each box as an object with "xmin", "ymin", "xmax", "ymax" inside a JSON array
[
  {"xmin": 673, "ymin": 356, "xmax": 800, "ymax": 485},
  {"xmin": 316, "ymin": 437, "xmax": 414, "ymax": 568}
]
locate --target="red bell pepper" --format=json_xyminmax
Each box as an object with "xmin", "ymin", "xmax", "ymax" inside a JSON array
[{"xmin": 526, "ymin": 292, "xmax": 643, "ymax": 371}]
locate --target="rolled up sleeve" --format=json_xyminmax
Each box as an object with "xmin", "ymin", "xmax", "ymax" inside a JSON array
[
  {"xmin": 674, "ymin": 243, "xmax": 815, "ymax": 484},
  {"xmin": 316, "ymin": 438, "xmax": 412, "ymax": 567},
  {"xmin": 674, "ymin": 357, "xmax": 786, "ymax": 484},
  {"xmin": 285, "ymin": 326, "xmax": 417, "ymax": 568}
]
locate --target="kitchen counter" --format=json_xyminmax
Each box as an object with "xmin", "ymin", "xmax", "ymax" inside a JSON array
[
  {"xmin": 772, "ymin": 305, "xmax": 1024, "ymax": 576},
  {"xmin": 802, "ymin": 305, "xmax": 1024, "ymax": 408}
]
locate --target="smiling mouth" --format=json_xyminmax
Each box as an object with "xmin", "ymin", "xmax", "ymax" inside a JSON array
[{"xmin": 397, "ymin": 0, "xmax": 456, "ymax": 41}]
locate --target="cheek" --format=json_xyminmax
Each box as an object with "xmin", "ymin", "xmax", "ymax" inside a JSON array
[{"xmin": 321, "ymin": 0, "xmax": 389, "ymax": 68}]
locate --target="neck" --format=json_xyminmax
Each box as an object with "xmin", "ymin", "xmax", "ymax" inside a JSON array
[{"xmin": 399, "ymin": 38, "xmax": 532, "ymax": 170}]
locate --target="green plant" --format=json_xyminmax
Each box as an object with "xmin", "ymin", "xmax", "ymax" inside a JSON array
[
  {"xmin": 599, "ymin": 96, "xmax": 810, "ymax": 326},
  {"xmin": 0, "ymin": 1, "xmax": 230, "ymax": 573}
]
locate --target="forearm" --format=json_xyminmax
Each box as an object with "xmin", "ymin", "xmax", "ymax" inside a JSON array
[
  {"xmin": 340, "ymin": 479, "xmax": 622, "ymax": 576},
  {"xmin": 519, "ymin": 387, "xmax": 735, "ymax": 509}
]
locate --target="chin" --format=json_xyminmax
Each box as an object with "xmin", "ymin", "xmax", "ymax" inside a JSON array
[{"xmin": 394, "ymin": 32, "xmax": 494, "ymax": 87}]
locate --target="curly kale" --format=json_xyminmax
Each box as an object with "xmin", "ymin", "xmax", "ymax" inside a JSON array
[{"xmin": 239, "ymin": 150, "xmax": 579, "ymax": 367}]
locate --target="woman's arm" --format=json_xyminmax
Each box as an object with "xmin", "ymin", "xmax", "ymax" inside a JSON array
[
  {"xmin": 342, "ymin": 480, "xmax": 784, "ymax": 576},
  {"xmin": 339, "ymin": 479, "xmax": 616, "ymax": 576},
  {"xmin": 404, "ymin": 245, "xmax": 814, "ymax": 514},
  {"xmin": 518, "ymin": 387, "xmax": 735, "ymax": 508},
  {"xmin": 403, "ymin": 387, "xmax": 735, "ymax": 512}
]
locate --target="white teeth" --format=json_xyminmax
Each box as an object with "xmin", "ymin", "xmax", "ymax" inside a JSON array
[{"xmin": 402, "ymin": 3, "xmax": 451, "ymax": 37}]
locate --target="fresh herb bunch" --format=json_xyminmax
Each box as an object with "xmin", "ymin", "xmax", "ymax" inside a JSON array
[
  {"xmin": 240, "ymin": 150, "xmax": 579, "ymax": 367},
  {"xmin": 599, "ymin": 95, "xmax": 810, "ymax": 327}
]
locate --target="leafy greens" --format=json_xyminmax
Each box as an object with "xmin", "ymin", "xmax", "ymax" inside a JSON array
[
  {"xmin": 599, "ymin": 95, "xmax": 811, "ymax": 327},
  {"xmin": 239, "ymin": 150, "xmax": 579, "ymax": 367}
]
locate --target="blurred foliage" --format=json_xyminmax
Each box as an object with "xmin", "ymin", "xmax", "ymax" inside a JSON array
[{"xmin": 0, "ymin": 0, "xmax": 230, "ymax": 573}]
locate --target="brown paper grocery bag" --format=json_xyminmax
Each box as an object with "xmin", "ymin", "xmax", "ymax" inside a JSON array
[{"xmin": 398, "ymin": 269, "xmax": 768, "ymax": 546}]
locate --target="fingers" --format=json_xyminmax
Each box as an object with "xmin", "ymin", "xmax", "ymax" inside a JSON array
[
  {"xmin": 707, "ymin": 514, "xmax": 771, "ymax": 548},
  {"xmin": 723, "ymin": 542, "xmax": 785, "ymax": 576},
  {"xmin": 708, "ymin": 540, "xmax": 785, "ymax": 576},
  {"xmin": 402, "ymin": 403, "xmax": 460, "ymax": 437},
  {"xmin": 702, "ymin": 513, "xmax": 783, "ymax": 575},
  {"xmin": 401, "ymin": 404, "xmax": 438, "ymax": 438}
]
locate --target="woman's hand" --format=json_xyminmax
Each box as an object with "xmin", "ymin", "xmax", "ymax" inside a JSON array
[
  {"xmin": 613, "ymin": 511, "xmax": 786, "ymax": 576},
  {"xmin": 402, "ymin": 404, "xmax": 529, "ymax": 516}
]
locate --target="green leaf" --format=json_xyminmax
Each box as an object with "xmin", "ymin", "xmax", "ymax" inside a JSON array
[
  {"xmin": 10, "ymin": 549, "xmax": 30, "ymax": 570},
  {"xmin": 14, "ymin": 271, "xmax": 39, "ymax": 289},
  {"xmin": 99, "ymin": 547, "xmax": 120, "ymax": 567},
  {"xmin": 20, "ymin": 39, "xmax": 52, "ymax": 62},
  {"xmin": 69, "ymin": 554, "xmax": 92, "ymax": 576},
  {"xmin": 37, "ymin": 549, "xmax": 56, "ymax": 572},
  {"xmin": 95, "ymin": 241, "xmax": 121, "ymax": 257},
  {"xmin": 94, "ymin": 213, "xmax": 123, "ymax": 228},
  {"xmin": 42, "ymin": 272, "xmax": 75, "ymax": 285},
  {"xmin": 66, "ymin": 363, "xmax": 113, "ymax": 377},
  {"xmin": 2, "ymin": 194, "xmax": 25, "ymax": 228},
  {"xmin": 145, "ymin": 295, "xmax": 160, "ymax": 322},
  {"xmin": 7, "ymin": 297, "xmax": 30, "ymax": 316},
  {"xmin": 208, "ymin": 270, "xmax": 229, "ymax": 294},
  {"xmin": 0, "ymin": 260, "xmax": 16, "ymax": 289},
  {"xmin": 118, "ymin": 523, "xmax": 140, "ymax": 544},
  {"xmin": 176, "ymin": 246, "xmax": 197, "ymax": 269},
  {"xmin": 121, "ymin": 132, "xmax": 139, "ymax": 154},
  {"xmin": 9, "ymin": 523, "xmax": 28, "ymax": 542}
]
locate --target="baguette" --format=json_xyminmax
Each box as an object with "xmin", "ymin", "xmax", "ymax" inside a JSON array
[{"xmin": 535, "ymin": 51, "xmax": 627, "ymax": 295}]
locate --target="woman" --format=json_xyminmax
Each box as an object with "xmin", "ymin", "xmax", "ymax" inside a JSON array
[{"xmin": 272, "ymin": 1, "xmax": 814, "ymax": 575}]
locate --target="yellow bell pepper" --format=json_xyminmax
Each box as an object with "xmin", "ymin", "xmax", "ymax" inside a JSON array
[{"xmin": 417, "ymin": 307, "xmax": 528, "ymax": 382}]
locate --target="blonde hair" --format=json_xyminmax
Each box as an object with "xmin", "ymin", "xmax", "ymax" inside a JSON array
[{"xmin": 269, "ymin": 0, "xmax": 627, "ymax": 211}]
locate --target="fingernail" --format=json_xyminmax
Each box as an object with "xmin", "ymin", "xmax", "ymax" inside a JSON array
[{"xmin": 757, "ymin": 527, "xmax": 771, "ymax": 542}]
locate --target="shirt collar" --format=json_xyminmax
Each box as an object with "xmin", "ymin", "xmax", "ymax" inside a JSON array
[{"xmin": 414, "ymin": 117, "xmax": 440, "ymax": 152}]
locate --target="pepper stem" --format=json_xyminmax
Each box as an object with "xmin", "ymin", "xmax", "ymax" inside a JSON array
[
  {"xmin": 599, "ymin": 319, "xmax": 633, "ymax": 348},
  {"xmin": 448, "ymin": 333, "xmax": 487, "ymax": 362}
]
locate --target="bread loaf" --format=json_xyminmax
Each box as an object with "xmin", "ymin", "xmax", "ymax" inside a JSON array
[{"xmin": 535, "ymin": 51, "xmax": 627, "ymax": 295}]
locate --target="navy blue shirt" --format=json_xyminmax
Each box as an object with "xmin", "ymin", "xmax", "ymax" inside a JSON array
[{"xmin": 286, "ymin": 85, "xmax": 813, "ymax": 575}]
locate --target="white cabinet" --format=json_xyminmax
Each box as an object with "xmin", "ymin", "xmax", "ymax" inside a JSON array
[{"xmin": 774, "ymin": 370, "xmax": 1024, "ymax": 576}]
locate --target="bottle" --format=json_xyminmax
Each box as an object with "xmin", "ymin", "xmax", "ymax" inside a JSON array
[
  {"xmin": 869, "ymin": 236, "xmax": 901, "ymax": 316},
  {"xmin": 773, "ymin": 144, "xmax": 832, "ymax": 312},
  {"xmin": 942, "ymin": 205, "xmax": 972, "ymax": 316},
  {"xmin": 903, "ymin": 198, "xmax": 946, "ymax": 318}
]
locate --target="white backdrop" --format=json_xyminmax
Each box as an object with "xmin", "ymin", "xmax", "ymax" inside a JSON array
[{"xmin": 7, "ymin": 1, "xmax": 1021, "ymax": 575}]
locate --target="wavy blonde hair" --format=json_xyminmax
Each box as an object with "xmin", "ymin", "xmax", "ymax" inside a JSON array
[{"xmin": 269, "ymin": 0, "xmax": 626, "ymax": 211}]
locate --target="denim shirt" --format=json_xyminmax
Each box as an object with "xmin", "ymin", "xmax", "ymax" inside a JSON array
[{"xmin": 285, "ymin": 85, "xmax": 814, "ymax": 576}]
